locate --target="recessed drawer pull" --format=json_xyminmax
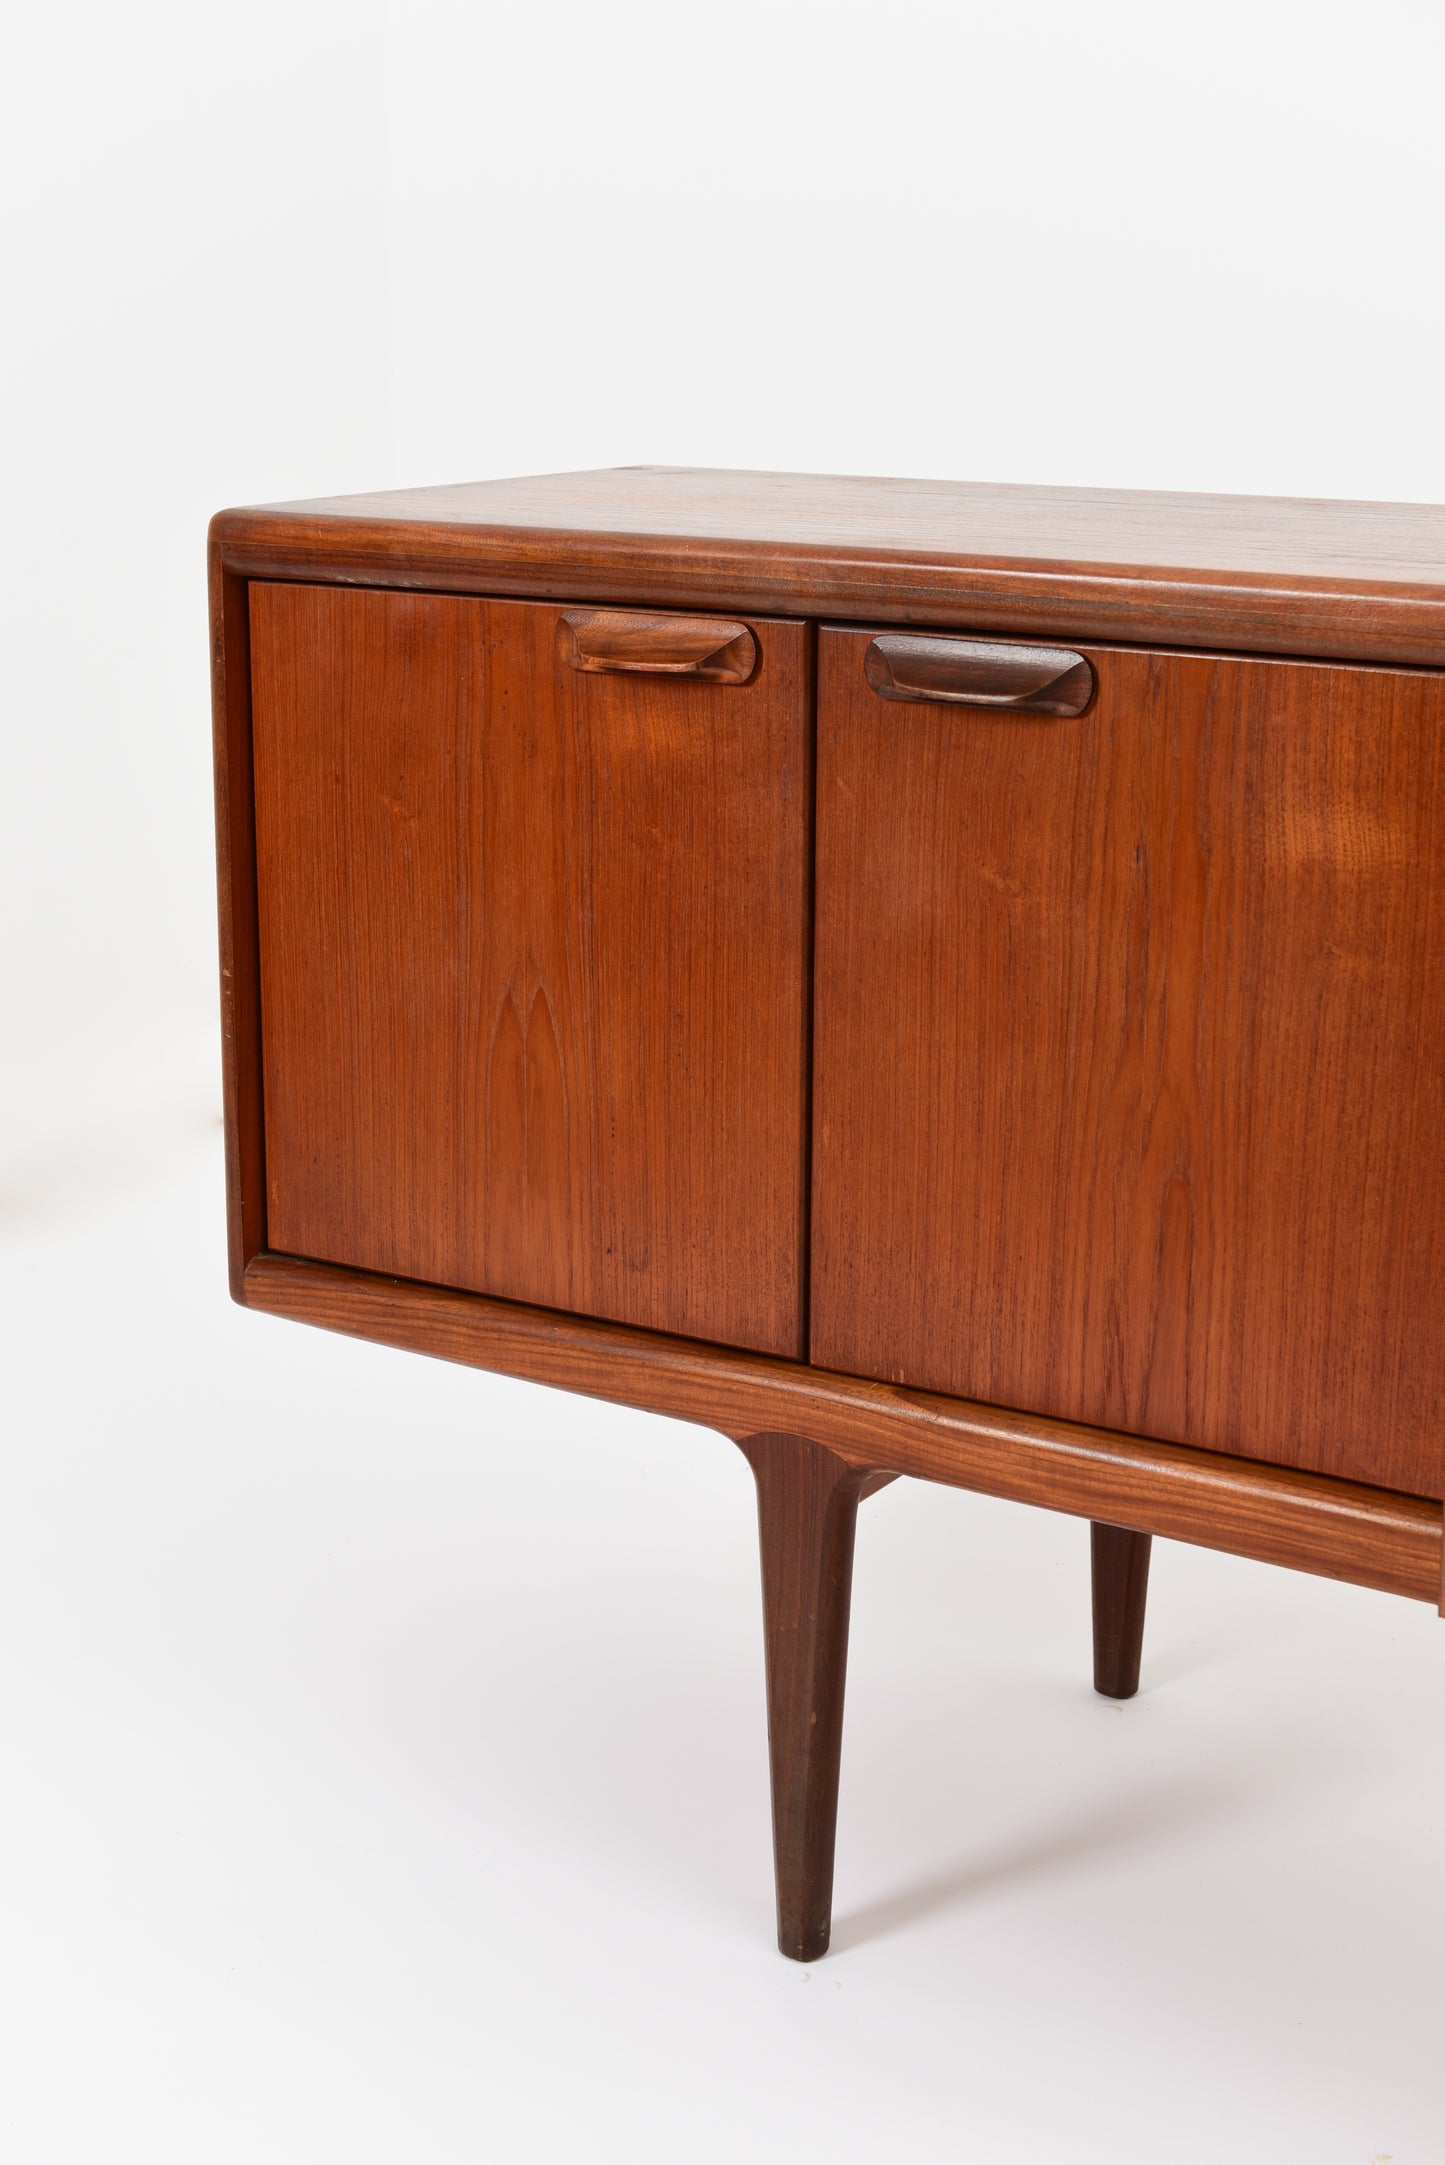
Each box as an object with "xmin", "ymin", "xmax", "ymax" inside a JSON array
[
  {"xmin": 559, "ymin": 609, "xmax": 756, "ymax": 683},
  {"xmin": 864, "ymin": 634, "xmax": 1094, "ymax": 716}
]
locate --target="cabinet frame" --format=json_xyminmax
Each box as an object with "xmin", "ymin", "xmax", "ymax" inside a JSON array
[
  {"xmin": 211, "ymin": 502, "xmax": 1445, "ymax": 1615},
  {"xmin": 213, "ymin": 470, "xmax": 1445, "ymax": 1966}
]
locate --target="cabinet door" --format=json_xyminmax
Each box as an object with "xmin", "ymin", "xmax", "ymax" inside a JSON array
[
  {"xmin": 251, "ymin": 584, "xmax": 811, "ymax": 1357},
  {"xmin": 811, "ymin": 626, "xmax": 1445, "ymax": 1496}
]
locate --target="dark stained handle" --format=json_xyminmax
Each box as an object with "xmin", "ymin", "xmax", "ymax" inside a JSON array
[
  {"xmin": 864, "ymin": 634, "xmax": 1094, "ymax": 716},
  {"xmin": 558, "ymin": 609, "xmax": 756, "ymax": 683}
]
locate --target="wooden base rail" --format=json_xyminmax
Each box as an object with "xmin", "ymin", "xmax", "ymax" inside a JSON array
[{"xmin": 244, "ymin": 1254, "xmax": 1444, "ymax": 1609}]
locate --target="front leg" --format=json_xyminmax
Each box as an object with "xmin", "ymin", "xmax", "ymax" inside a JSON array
[{"xmin": 734, "ymin": 1433, "xmax": 885, "ymax": 1961}]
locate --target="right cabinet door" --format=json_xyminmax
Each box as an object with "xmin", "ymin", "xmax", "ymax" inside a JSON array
[{"xmin": 811, "ymin": 626, "xmax": 1445, "ymax": 1497}]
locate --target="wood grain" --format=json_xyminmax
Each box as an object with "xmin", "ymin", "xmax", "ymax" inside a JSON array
[
  {"xmin": 1091, "ymin": 1525, "xmax": 1152, "ymax": 1699},
  {"xmin": 736, "ymin": 1433, "xmax": 876, "ymax": 1961},
  {"xmin": 812, "ymin": 628, "xmax": 1445, "ymax": 1498},
  {"xmin": 242, "ymin": 1254, "xmax": 1445, "ymax": 1604},
  {"xmin": 211, "ymin": 467, "xmax": 1445, "ymax": 669},
  {"xmin": 249, "ymin": 583, "xmax": 811, "ymax": 1356}
]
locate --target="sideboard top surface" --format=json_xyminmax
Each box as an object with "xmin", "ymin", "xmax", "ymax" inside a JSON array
[
  {"xmin": 211, "ymin": 465, "xmax": 1445, "ymax": 667},
  {"xmin": 256, "ymin": 464, "xmax": 1445, "ymax": 584}
]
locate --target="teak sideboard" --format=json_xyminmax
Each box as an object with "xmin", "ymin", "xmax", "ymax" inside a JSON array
[{"xmin": 210, "ymin": 466, "xmax": 1445, "ymax": 1961}]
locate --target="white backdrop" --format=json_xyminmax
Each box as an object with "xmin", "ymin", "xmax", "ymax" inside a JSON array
[{"xmin": 4, "ymin": 5, "xmax": 1444, "ymax": 2160}]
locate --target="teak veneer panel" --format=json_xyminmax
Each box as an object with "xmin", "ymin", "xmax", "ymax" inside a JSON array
[
  {"xmin": 242, "ymin": 1254, "xmax": 1444, "ymax": 1608},
  {"xmin": 250, "ymin": 582, "xmax": 811, "ymax": 1357},
  {"xmin": 812, "ymin": 629, "xmax": 1445, "ymax": 1499},
  {"xmin": 211, "ymin": 467, "xmax": 1445, "ymax": 669}
]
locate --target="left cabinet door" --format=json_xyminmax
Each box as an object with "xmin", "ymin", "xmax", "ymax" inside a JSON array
[{"xmin": 249, "ymin": 583, "xmax": 812, "ymax": 1357}]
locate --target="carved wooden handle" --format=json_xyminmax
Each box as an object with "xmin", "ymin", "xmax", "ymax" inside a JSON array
[
  {"xmin": 558, "ymin": 609, "xmax": 756, "ymax": 683},
  {"xmin": 864, "ymin": 634, "xmax": 1094, "ymax": 716}
]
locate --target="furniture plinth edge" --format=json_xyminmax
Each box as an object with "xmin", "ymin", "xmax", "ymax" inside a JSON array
[{"xmin": 242, "ymin": 1253, "xmax": 1444, "ymax": 1607}]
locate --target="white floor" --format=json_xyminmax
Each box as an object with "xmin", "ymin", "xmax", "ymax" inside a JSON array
[{"xmin": 3, "ymin": 1036, "xmax": 1441, "ymax": 2164}]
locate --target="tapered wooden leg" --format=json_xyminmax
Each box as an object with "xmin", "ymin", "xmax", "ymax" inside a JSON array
[
  {"xmin": 1091, "ymin": 1521, "xmax": 1152, "ymax": 1699},
  {"xmin": 736, "ymin": 1433, "xmax": 880, "ymax": 1962}
]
